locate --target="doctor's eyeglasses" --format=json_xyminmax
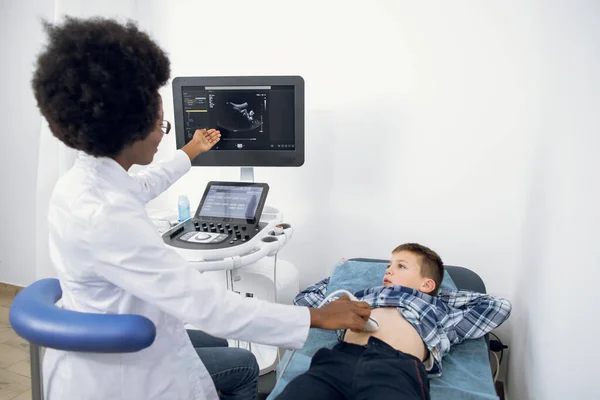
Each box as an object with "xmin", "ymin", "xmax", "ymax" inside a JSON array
[{"xmin": 160, "ymin": 120, "xmax": 171, "ymax": 135}]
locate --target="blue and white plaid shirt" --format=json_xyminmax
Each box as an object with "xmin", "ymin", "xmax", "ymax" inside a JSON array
[{"xmin": 294, "ymin": 278, "xmax": 512, "ymax": 376}]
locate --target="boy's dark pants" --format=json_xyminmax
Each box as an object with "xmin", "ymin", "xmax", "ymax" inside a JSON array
[{"xmin": 276, "ymin": 336, "xmax": 430, "ymax": 400}]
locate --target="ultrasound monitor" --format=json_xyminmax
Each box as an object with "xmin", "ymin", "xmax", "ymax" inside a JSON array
[{"xmin": 172, "ymin": 76, "xmax": 304, "ymax": 167}]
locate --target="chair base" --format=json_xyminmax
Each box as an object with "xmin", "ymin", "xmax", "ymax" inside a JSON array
[{"xmin": 30, "ymin": 344, "xmax": 43, "ymax": 400}]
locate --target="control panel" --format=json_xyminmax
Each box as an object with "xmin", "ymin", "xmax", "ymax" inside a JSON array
[
  {"xmin": 163, "ymin": 218, "xmax": 269, "ymax": 250},
  {"xmin": 162, "ymin": 181, "xmax": 270, "ymax": 250}
]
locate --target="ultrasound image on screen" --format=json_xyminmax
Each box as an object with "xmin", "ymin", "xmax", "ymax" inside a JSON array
[
  {"xmin": 198, "ymin": 185, "xmax": 263, "ymax": 220},
  {"xmin": 182, "ymin": 86, "xmax": 295, "ymax": 151},
  {"xmin": 215, "ymin": 94, "xmax": 264, "ymax": 134}
]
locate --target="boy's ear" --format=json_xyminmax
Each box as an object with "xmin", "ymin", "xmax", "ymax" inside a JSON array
[{"xmin": 421, "ymin": 278, "xmax": 436, "ymax": 294}]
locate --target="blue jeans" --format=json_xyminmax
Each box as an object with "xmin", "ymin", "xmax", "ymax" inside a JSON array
[
  {"xmin": 276, "ymin": 337, "xmax": 430, "ymax": 400},
  {"xmin": 187, "ymin": 330, "xmax": 259, "ymax": 400}
]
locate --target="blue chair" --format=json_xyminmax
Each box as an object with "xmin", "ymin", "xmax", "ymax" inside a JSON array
[{"xmin": 9, "ymin": 278, "xmax": 156, "ymax": 400}]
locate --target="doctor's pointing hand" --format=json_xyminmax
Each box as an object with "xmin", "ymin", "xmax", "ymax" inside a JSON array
[
  {"xmin": 32, "ymin": 16, "xmax": 370, "ymax": 400},
  {"xmin": 182, "ymin": 128, "xmax": 221, "ymax": 159}
]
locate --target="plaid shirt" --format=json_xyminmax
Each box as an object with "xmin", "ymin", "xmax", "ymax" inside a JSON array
[{"xmin": 294, "ymin": 278, "xmax": 512, "ymax": 376}]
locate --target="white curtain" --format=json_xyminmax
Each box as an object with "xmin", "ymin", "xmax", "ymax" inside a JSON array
[{"xmin": 34, "ymin": 0, "xmax": 143, "ymax": 279}]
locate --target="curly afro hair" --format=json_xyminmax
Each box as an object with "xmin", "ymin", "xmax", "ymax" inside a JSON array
[{"xmin": 32, "ymin": 17, "xmax": 170, "ymax": 157}]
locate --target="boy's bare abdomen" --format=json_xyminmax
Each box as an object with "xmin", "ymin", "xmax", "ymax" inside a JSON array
[{"xmin": 343, "ymin": 308, "xmax": 427, "ymax": 361}]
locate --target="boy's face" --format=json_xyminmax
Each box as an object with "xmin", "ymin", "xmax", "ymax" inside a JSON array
[{"xmin": 382, "ymin": 250, "xmax": 436, "ymax": 294}]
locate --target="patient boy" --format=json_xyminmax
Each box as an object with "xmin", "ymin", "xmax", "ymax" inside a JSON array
[{"xmin": 276, "ymin": 243, "xmax": 511, "ymax": 400}]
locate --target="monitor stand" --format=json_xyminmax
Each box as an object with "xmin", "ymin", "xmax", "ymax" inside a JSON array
[
  {"xmin": 235, "ymin": 165, "xmax": 285, "ymax": 376},
  {"xmin": 240, "ymin": 167, "xmax": 254, "ymax": 183}
]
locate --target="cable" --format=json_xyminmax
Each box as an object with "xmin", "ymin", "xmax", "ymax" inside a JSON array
[
  {"xmin": 277, "ymin": 349, "xmax": 296, "ymax": 386},
  {"xmin": 274, "ymin": 254, "xmax": 278, "ymax": 304},
  {"xmin": 491, "ymin": 351, "xmax": 500, "ymax": 382},
  {"xmin": 273, "ymin": 253, "xmax": 281, "ymax": 366},
  {"xmin": 227, "ymin": 270, "xmax": 240, "ymax": 349},
  {"xmin": 489, "ymin": 332, "xmax": 507, "ymax": 365},
  {"xmin": 317, "ymin": 290, "xmax": 356, "ymax": 307}
]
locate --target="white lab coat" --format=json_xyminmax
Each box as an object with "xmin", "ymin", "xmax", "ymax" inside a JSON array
[{"xmin": 43, "ymin": 150, "xmax": 310, "ymax": 400}]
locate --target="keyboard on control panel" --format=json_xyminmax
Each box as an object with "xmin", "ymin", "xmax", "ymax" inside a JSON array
[{"xmin": 184, "ymin": 220, "xmax": 260, "ymax": 244}]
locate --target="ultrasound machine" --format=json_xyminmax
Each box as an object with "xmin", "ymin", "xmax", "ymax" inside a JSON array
[{"xmin": 162, "ymin": 76, "xmax": 304, "ymax": 375}]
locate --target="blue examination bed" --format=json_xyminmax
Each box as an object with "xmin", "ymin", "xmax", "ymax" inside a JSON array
[{"xmin": 267, "ymin": 259, "xmax": 498, "ymax": 400}]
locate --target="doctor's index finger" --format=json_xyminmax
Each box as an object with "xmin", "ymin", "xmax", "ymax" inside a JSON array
[
  {"xmin": 354, "ymin": 301, "xmax": 371, "ymax": 310},
  {"xmin": 204, "ymin": 129, "xmax": 221, "ymax": 137},
  {"xmin": 353, "ymin": 303, "xmax": 371, "ymax": 318}
]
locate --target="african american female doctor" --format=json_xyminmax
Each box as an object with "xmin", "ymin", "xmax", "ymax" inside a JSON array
[{"xmin": 32, "ymin": 17, "xmax": 370, "ymax": 400}]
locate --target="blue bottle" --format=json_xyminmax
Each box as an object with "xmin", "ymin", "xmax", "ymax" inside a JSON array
[{"xmin": 178, "ymin": 195, "xmax": 191, "ymax": 222}]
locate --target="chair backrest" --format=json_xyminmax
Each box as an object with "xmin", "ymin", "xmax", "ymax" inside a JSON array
[{"xmin": 9, "ymin": 278, "xmax": 156, "ymax": 353}]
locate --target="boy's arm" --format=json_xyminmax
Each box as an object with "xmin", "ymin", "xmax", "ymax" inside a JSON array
[
  {"xmin": 438, "ymin": 289, "xmax": 512, "ymax": 342},
  {"xmin": 293, "ymin": 277, "xmax": 330, "ymax": 307}
]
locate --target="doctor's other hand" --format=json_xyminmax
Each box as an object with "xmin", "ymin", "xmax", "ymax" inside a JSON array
[
  {"xmin": 308, "ymin": 296, "xmax": 371, "ymax": 333},
  {"xmin": 182, "ymin": 128, "xmax": 221, "ymax": 161}
]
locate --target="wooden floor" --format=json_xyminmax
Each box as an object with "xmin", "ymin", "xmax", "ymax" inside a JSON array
[{"xmin": 0, "ymin": 286, "xmax": 31, "ymax": 400}]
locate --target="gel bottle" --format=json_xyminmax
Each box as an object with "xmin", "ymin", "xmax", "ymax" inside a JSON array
[{"xmin": 178, "ymin": 195, "xmax": 191, "ymax": 222}]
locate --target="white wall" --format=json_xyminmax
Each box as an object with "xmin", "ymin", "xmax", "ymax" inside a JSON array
[
  {"xmin": 0, "ymin": 0, "xmax": 53, "ymax": 286},
  {"xmin": 508, "ymin": 2, "xmax": 600, "ymax": 399},
  {"xmin": 2, "ymin": 1, "xmax": 599, "ymax": 398},
  {"xmin": 149, "ymin": 3, "xmax": 540, "ymax": 393},
  {"xmin": 153, "ymin": 2, "xmax": 539, "ymax": 304}
]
